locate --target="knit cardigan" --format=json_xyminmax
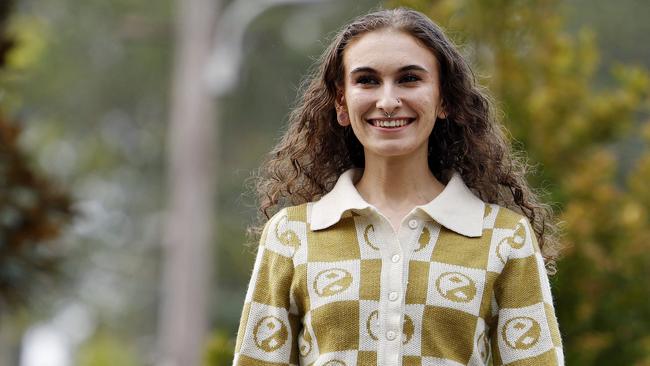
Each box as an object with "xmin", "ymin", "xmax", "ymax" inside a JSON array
[{"xmin": 233, "ymin": 169, "xmax": 564, "ymax": 366}]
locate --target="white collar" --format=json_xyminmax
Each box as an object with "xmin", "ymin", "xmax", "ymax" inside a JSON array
[{"xmin": 309, "ymin": 168, "xmax": 485, "ymax": 237}]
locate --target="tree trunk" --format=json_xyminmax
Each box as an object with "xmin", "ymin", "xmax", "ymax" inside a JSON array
[{"xmin": 157, "ymin": 0, "xmax": 219, "ymax": 364}]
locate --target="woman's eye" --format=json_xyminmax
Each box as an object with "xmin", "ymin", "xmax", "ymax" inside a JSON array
[
  {"xmin": 354, "ymin": 74, "xmax": 419, "ymax": 85},
  {"xmin": 356, "ymin": 76, "xmax": 378, "ymax": 85},
  {"xmin": 400, "ymin": 74, "xmax": 420, "ymax": 83}
]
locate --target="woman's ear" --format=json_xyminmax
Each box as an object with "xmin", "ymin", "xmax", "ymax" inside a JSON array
[
  {"xmin": 335, "ymin": 90, "xmax": 350, "ymax": 126},
  {"xmin": 437, "ymin": 99, "xmax": 448, "ymax": 119},
  {"xmin": 336, "ymin": 109, "xmax": 350, "ymax": 127},
  {"xmin": 335, "ymin": 89, "xmax": 345, "ymax": 108}
]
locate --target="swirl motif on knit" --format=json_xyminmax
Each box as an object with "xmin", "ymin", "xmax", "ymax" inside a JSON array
[
  {"xmin": 415, "ymin": 226, "xmax": 430, "ymax": 252},
  {"xmin": 313, "ymin": 268, "xmax": 353, "ymax": 297},
  {"xmin": 363, "ymin": 224, "xmax": 380, "ymax": 250},
  {"xmin": 477, "ymin": 331, "xmax": 490, "ymax": 363},
  {"xmin": 366, "ymin": 310, "xmax": 380, "ymax": 341},
  {"xmin": 496, "ymin": 222, "xmax": 527, "ymax": 264},
  {"xmin": 435, "ymin": 272, "xmax": 477, "ymax": 303},
  {"xmin": 253, "ymin": 316, "xmax": 288, "ymax": 352},
  {"xmin": 274, "ymin": 215, "xmax": 300, "ymax": 250},
  {"xmin": 502, "ymin": 316, "xmax": 541, "ymax": 350}
]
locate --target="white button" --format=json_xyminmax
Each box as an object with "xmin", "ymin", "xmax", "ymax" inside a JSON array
[
  {"xmin": 386, "ymin": 330, "xmax": 396, "ymax": 340},
  {"xmin": 408, "ymin": 219, "xmax": 418, "ymax": 229},
  {"xmin": 391, "ymin": 254, "xmax": 400, "ymax": 263},
  {"xmin": 389, "ymin": 291, "xmax": 399, "ymax": 301}
]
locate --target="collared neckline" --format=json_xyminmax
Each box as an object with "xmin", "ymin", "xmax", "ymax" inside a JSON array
[{"xmin": 309, "ymin": 168, "xmax": 485, "ymax": 237}]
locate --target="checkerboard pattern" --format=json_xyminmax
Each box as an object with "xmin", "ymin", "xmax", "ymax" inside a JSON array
[{"xmin": 233, "ymin": 203, "xmax": 564, "ymax": 365}]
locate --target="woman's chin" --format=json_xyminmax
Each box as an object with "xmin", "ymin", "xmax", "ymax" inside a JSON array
[{"xmin": 363, "ymin": 143, "xmax": 424, "ymax": 160}]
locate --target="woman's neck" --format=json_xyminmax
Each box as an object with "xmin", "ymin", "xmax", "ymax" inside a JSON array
[{"xmin": 354, "ymin": 150, "xmax": 445, "ymax": 214}]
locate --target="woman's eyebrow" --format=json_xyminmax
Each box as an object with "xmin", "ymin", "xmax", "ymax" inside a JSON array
[{"xmin": 350, "ymin": 64, "xmax": 429, "ymax": 75}]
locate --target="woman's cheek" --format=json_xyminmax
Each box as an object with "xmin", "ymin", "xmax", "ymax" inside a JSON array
[{"xmin": 346, "ymin": 91, "xmax": 375, "ymax": 115}]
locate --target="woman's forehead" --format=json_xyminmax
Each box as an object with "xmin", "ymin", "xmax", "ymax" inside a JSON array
[{"xmin": 342, "ymin": 29, "xmax": 438, "ymax": 74}]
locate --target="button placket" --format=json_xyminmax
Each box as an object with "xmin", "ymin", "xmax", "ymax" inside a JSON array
[
  {"xmin": 408, "ymin": 218, "xmax": 418, "ymax": 229},
  {"xmin": 404, "ymin": 217, "xmax": 427, "ymax": 255},
  {"xmin": 376, "ymin": 220, "xmax": 406, "ymax": 366},
  {"xmin": 376, "ymin": 215, "xmax": 422, "ymax": 364},
  {"xmin": 386, "ymin": 330, "xmax": 396, "ymax": 340}
]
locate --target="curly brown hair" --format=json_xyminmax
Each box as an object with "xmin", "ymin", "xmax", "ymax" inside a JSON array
[{"xmin": 248, "ymin": 7, "xmax": 561, "ymax": 273}]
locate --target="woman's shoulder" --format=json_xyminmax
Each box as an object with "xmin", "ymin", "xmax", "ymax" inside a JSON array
[
  {"xmin": 256, "ymin": 203, "xmax": 310, "ymax": 258},
  {"xmin": 259, "ymin": 203, "xmax": 310, "ymax": 239},
  {"xmin": 265, "ymin": 203, "xmax": 310, "ymax": 224},
  {"xmin": 484, "ymin": 203, "xmax": 532, "ymax": 230}
]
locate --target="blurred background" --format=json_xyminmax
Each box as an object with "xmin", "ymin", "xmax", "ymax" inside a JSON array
[{"xmin": 0, "ymin": 0, "xmax": 648, "ymax": 365}]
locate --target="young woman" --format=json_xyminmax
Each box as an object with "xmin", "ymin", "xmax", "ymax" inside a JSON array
[{"xmin": 233, "ymin": 7, "xmax": 563, "ymax": 366}]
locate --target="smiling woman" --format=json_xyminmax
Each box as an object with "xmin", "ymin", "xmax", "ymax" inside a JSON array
[
  {"xmin": 335, "ymin": 29, "xmax": 446, "ymax": 214},
  {"xmin": 234, "ymin": 7, "xmax": 564, "ymax": 366}
]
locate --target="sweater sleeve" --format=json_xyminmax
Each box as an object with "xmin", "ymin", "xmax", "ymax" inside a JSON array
[
  {"xmin": 233, "ymin": 209, "xmax": 301, "ymax": 366},
  {"xmin": 490, "ymin": 216, "xmax": 564, "ymax": 365}
]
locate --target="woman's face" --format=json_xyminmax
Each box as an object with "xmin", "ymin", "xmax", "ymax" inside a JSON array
[{"xmin": 338, "ymin": 29, "xmax": 446, "ymax": 160}]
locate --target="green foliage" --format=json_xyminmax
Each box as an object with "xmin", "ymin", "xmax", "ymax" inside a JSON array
[
  {"xmin": 390, "ymin": 0, "xmax": 650, "ymax": 364},
  {"xmin": 0, "ymin": 1, "xmax": 16, "ymax": 68},
  {"xmin": 76, "ymin": 330, "xmax": 139, "ymax": 366},
  {"xmin": 4, "ymin": 0, "xmax": 172, "ymax": 339},
  {"xmin": 0, "ymin": 0, "xmax": 73, "ymax": 310},
  {"xmin": 0, "ymin": 116, "xmax": 73, "ymax": 307},
  {"xmin": 203, "ymin": 330, "xmax": 235, "ymax": 366}
]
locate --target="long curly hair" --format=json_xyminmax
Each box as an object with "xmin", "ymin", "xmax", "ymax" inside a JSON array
[{"xmin": 248, "ymin": 7, "xmax": 561, "ymax": 272}]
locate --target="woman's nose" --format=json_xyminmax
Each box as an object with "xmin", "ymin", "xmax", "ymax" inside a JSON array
[{"xmin": 376, "ymin": 85, "xmax": 401, "ymax": 116}]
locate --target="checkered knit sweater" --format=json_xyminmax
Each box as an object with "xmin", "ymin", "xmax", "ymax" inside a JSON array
[{"xmin": 233, "ymin": 169, "xmax": 564, "ymax": 366}]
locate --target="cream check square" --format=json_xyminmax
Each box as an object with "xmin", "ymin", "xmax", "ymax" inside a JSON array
[
  {"xmin": 468, "ymin": 317, "xmax": 490, "ymax": 366},
  {"xmin": 426, "ymin": 262, "xmax": 486, "ymax": 316},
  {"xmin": 482, "ymin": 204, "xmax": 500, "ymax": 230},
  {"xmin": 307, "ymin": 259, "xmax": 361, "ymax": 310},
  {"xmin": 497, "ymin": 302, "xmax": 554, "ymax": 364},
  {"xmin": 411, "ymin": 222, "xmax": 441, "ymax": 262},
  {"xmin": 265, "ymin": 209, "xmax": 307, "ymax": 259},
  {"xmin": 486, "ymin": 228, "xmax": 510, "ymax": 273},
  {"xmin": 244, "ymin": 245, "xmax": 266, "ymax": 304},
  {"xmin": 403, "ymin": 304, "xmax": 425, "ymax": 356},
  {"xmin": 353, "ymin": 215, "xmax": 383, "ymax": 259},
  {"xmin": 359, "ymin": 299, "xmax": 380, "ymax": 351},
  {"xmin": 486, "ymin": 219, "xmax": 535, "ymax": 274},
  {"xmin": 535, "ymin": 252, "xmax": 554, "ymax": 305},
  {"xmin": 298, "ymin": 311, "xmax": 320, "ymax": 365},
  {"xmin": 239, "ymin": 301, "xmax": 293, "ymax": 364},
  {"xmin": 510, "ymin": 217, "xmax": 536, "ymax": 258}
]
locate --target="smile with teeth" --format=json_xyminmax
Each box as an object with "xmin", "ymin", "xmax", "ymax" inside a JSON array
[{"xmin": 368, "ymin": 118, "xmax": 414, "ymax": 128}]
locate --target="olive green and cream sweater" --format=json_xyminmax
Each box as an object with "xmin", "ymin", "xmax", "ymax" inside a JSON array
[{"xmin": 233, "ymin": 168, "xmax": 564, "ymax": 366}]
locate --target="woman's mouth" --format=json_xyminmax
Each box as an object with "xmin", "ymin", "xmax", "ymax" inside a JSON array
[{"xmin": 366, "ymin": 118, "xmax": 415, "ymax": 129}]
